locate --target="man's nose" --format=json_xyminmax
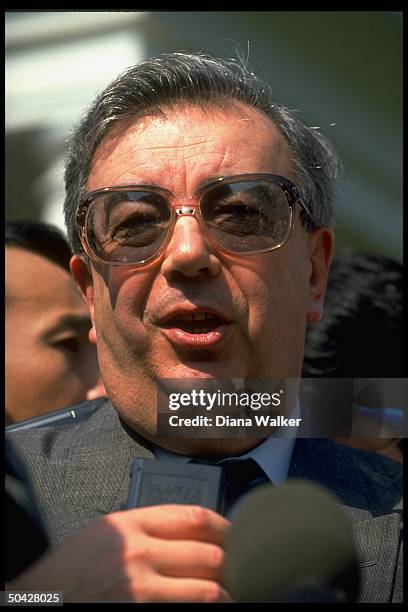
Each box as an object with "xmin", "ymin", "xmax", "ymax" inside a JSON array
[{"xmin": 161, "ymin": 213, "xmax": 221, "ymax": 280}]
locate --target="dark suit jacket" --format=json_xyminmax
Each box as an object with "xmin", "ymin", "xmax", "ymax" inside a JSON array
[{"xmin": 7, "ymin": 399, "xmax": 402, "ymax": 603}]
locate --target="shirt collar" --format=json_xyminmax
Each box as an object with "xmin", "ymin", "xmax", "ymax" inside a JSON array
[{"xmin": 154, "ymin": 400, "xmax": 300, "ymax": 486}]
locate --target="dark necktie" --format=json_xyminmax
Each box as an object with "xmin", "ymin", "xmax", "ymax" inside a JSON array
[
  {"xmin": 222, "ymin": 458, "xmax": 270, "ymax": 516},
  {"xmin": 190, "ymin": 457, "xmax": 270, "ymax": 517}
]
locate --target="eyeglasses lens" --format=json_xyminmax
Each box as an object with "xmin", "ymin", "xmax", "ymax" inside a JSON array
[
  {"xmin": 201, "ymin": 181, "xmax": 291, "ymax": 253},
  {"xmin": 86, "ymin": 191, "xmax": 171, "ymax": 264}
]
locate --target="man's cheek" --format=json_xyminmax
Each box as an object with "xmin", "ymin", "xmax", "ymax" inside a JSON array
[{"xmin": 245, "ymin": 277, "xmax": 279, "ymax": 333}]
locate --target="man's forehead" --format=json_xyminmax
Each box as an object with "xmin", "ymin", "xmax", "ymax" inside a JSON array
[
  {"xmin": 88, "ymin": 102, "xmax": 293, "ymax": 189},
  {"xmin": 96, "ymin": 102, "xmax": 286, "ymax": 152}
]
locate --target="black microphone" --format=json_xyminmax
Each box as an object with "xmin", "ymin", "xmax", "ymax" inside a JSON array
[{"xmin": 225, "ymin": 480, "xmax": 360, "ymax": 603}]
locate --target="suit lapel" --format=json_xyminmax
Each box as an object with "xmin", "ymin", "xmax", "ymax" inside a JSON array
[
  {"xmin": 62, "ymin": 401, "xmax": 155, "ymax": 521},
  {"xmin": 343, "ymin": 508, "xmax": 402, "ymax": 603}
]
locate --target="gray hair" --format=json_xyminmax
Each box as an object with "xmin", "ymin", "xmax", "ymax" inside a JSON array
[{"xmin": 64, "ymin": 51, "xmax": 341, "ymax": 252}]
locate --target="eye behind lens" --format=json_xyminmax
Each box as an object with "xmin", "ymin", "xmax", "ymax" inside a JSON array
[
  {"xmin": 84, "ymin": 190, "xmax": 171, "ymax": 264},
  {"xmin": 201, "ymin": 180, "xmax": 292, "ymax": 253}
]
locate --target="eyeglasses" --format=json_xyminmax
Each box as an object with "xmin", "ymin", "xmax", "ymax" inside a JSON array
[{"xmin": 76, "ymin": 173, "xmax": 314, "ymax": 266}]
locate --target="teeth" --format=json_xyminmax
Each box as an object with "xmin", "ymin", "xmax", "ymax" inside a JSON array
[{"xmin": 178, "ymin": 312, "xmax": 216, "ymax": 322}]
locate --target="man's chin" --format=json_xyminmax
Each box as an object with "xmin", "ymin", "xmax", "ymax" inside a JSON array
[
  {"xmin": 157, "ymin": 359, "xmax": 247, "ymax": 381},
  {"xmin": 153, "ymin": 436, "xmax": 267, "ymax": 458}
]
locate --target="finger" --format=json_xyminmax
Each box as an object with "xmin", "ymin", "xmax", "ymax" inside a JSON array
[
  {"xmin": 119, "ymin": 504, "xmax": 230, "ymax": 545},
  {"xmin": 147, "ymin": 538, "xmax": 226, "ymax": 582},
  {"xmin": 132, "ymin": 575, "xmax": 233, "ymax": 603}
]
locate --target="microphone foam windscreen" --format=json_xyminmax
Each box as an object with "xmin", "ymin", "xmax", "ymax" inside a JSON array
[{"xmin": 225, "ymin": 480, "xmax": 359, "ymax": 602}]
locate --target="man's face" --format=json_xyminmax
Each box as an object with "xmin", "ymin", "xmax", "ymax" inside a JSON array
[
  {"xmin": 72, "ymin": 103, "xmax": 332, "ymax": 453},
  {"xmin": 6, "ymin": 247, "xmax": 101, "ymax": 424}
]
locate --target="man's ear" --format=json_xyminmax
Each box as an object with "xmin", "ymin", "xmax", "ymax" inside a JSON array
[
  {"xmin": 70, "ymin": 255, "xmax": 97, "ymax": 346},
  {"xmin": 306, "ymin": 228, "xmax": 334, "ymax": 324}
]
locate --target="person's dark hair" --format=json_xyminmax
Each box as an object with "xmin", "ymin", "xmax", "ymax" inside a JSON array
[
  {"xmin": 5, "ymin": 220, "xmax": 72, "ymax": 271},
  {"xmin": 64, "ymin": 51, "xmax": 341, "ymax": 252},
  {"xmin": 303, "ymin": 251, "xmax": 403, "ymax": 378}
]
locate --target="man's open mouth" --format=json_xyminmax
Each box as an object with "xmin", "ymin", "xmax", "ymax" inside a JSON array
[{"xmin": 163, "ymin": 312, "xmax": 224, "ymax": 334}]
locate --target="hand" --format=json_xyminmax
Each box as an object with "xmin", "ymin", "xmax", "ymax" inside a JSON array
[{"xmin": 9, "ymin": 504, "xmax": 233, "ymax": 603}]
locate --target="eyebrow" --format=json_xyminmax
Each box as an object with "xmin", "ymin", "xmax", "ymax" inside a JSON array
[
  {"xmin": 46, "ymin": 314, "xmax": 92, "ymax": 335},
  {"xmin": 197, "ymin": 175, "xmax": 226, "ymax": 190}
]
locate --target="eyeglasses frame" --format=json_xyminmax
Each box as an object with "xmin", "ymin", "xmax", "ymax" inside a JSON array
[{"xmin": 75, "ymin": 173, "xmax": 315, "ymax": 266}]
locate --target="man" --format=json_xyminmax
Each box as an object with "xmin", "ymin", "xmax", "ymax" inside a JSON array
[
  {"xmin": 7, "ymin": 53, "xmax": 402, "ymax": 603},
  {"xmin": 303, "ymin": 251, "xmax": 403, "ymax": 461},
  {"xmin": 5, "ymin": 220, "xmax": 104, "ymax": 424}
]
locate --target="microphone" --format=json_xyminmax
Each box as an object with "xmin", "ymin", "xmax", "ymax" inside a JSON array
[
  {"xmin": 5, "ymin": 398, "xmax": 104, "ymax": 432},
  {"xmin": 225, "ymin": 480, "xmax": 360, "ymax": 602}
]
